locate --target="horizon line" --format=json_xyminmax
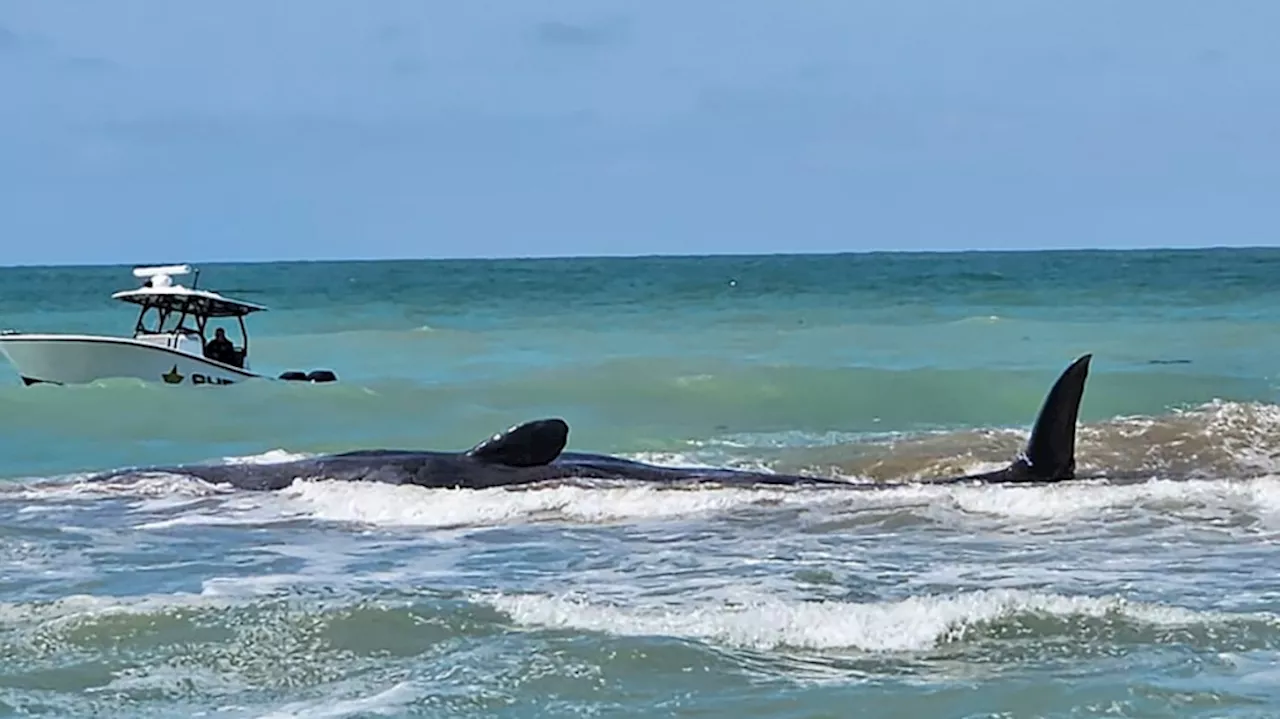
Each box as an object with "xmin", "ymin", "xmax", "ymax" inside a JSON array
[{"xmin": 2, "ymin": 243, "xmax": 1276, "ymax": 270}]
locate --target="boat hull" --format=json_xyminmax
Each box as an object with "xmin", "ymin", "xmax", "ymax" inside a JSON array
[{"xmin": 0, "ymin": 334, "xmax": 261, "ymax": 386}]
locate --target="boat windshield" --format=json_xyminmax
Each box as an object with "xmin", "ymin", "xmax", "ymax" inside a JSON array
[
  {"xmin": 130, "ymin": 297, "xmax": 254, "ymax": 369},
  {"xmin": 136, "ymin": 303, "xmax": 197, "ymax": 336}
]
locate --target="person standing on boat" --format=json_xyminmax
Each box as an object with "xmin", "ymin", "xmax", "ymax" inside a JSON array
[{"xmin": 204, "ymin": 327, "xmax": 237, "ymax": 366}]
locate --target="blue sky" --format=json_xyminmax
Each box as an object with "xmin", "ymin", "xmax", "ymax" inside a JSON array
[{"xmin": 2, "ymin": 1, "xmax": 1278, "ymax": 265}]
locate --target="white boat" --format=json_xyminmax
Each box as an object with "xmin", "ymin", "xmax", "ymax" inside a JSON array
[{"xmin": 0, "ymin": 264, "xmax": 337, "ymax": 387}]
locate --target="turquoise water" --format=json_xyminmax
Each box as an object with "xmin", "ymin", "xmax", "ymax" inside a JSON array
[{"xmin": 3, "ymin": 249, "xmax": 1280, "ymax": 717}]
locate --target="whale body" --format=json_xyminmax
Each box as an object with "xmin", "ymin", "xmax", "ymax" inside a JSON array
[{"xmin": 93, "ymin": 355, "xmax": 1093, "ymax": 491}]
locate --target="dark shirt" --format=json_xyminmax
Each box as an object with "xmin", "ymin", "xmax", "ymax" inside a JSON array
[{"xmin": 206, "ymin": 337, "xmax": 235, "ymax": 364}]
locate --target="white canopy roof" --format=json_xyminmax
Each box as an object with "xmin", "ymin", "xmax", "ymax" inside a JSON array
[{"xmin": 111, "ymin": 265, "xmax": 267, "ymax": 318}]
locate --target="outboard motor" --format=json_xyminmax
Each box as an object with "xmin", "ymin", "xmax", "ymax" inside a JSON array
[{"xmin": 277, "ymin": 369, "xmax": 338, "ymax": 383}]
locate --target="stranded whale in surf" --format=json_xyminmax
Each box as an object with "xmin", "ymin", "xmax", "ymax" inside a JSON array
[{"xmin": 93, "ymin": 355, "xmax": 1093, "ymax": 491}]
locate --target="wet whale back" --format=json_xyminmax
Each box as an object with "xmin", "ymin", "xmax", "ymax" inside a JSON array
[{"xmin": 465, "ymin": 418, "xmax": 570, "ymax": 467}]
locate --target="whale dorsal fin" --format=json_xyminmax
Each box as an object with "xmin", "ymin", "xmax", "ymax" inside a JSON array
[
  {"xmin": 943, "ymin": 354, "xmax": 1093, "ymax": 486},
  {"xmin": 466, "ymin": 418, "xmax": 569, "ymax": 467},
  {"xmin": 1018, "ymin": 353, "xmax": 1092, "ymax": 481}
]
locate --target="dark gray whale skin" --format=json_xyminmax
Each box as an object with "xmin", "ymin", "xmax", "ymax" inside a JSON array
[{"xmin": 91, "ymin": 355, "xmax": 1093, "ymax": 492}]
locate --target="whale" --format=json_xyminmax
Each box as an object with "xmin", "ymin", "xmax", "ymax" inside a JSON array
[{"xmin": 88, "ymin": 354, "xmax": 1094, "ymax": 491}]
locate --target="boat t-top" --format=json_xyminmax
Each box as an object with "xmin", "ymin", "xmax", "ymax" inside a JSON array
[{"xmin": 0, "ymin": 264, "xmax": 337, "ymax": 387}]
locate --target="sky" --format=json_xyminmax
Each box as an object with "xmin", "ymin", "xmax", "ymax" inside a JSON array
[{"xmin": 2, "ymin": 0, "xmax": 1279, "ymax": 266}]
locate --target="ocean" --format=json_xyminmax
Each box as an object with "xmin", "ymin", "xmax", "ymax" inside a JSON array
[{"xmin": 2, "ymin": 248, "xmax": 1280, "ymax": 718}]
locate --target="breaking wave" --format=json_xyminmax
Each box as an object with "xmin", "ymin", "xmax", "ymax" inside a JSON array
[
  {"xmin": 481, "ymin": 588, "xmax": 1280, "ymax": 654},
  {"xmin": 694, "ymin": 399, "xmax": 1280, "ymax": 484}
]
